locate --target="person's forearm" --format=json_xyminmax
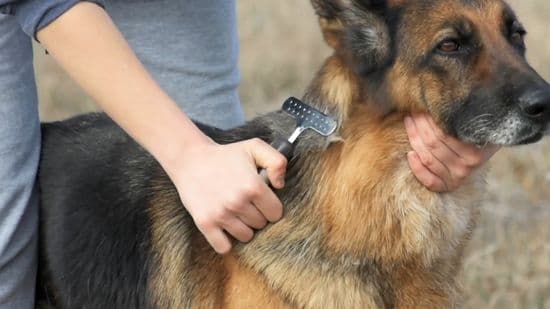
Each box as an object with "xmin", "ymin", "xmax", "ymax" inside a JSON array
[
  {"xmin": 36, "ymin": 2, "xmax": 288, "ymax": 255},
  {"xmin": 36, "ymin": 2, "xmax": 211, "ymax": 169}
]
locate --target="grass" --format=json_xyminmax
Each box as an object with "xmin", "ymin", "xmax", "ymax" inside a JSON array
[{"xmin": 34, "ymin": 1, "xmax": 549, "ymax": 307}]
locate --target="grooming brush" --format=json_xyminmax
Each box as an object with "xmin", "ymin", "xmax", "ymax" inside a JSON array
[{"xmin": 259, "ymin": 97, "xmax": 338, "ymax": 184}]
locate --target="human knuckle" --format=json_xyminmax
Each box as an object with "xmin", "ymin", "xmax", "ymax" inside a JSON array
[
  {"xmin": 468, "ymin": 153, "xmax": 484, "ymax": 167},
  {"xmin": 456, "ymin": 165, "xmax": 471, "ymax": 179},
  {"xmin": 227, "ymin": 201, "xmax": 246, "ymax": 213},
  {"xmin": 425, "ymin": 136, "xmax": 439, "ymax": 150},
  {"xmin": 421, "ymin": 154, "xmax": 435, "ymax": 168},
  {"xmin": 227, "ymin": 192, "xmax": 246, "ymax": 207},
  {"xmin": 274, "ymin": 156, "xmax": 288, "ymax": 169},
  {"xmin": 195, "ymin": 216, "xmax": 214, "ymax": 231},
  {"xmin": 243, "ymin": 181, "xmax": 263, "ymax": 197},
  {"xmin": 250, "ymin": 137, "xmax": 265, "ymax": 146},
  {"xmin": 213, "ymin": 207, "xmax": 231, "ymax": 223}
]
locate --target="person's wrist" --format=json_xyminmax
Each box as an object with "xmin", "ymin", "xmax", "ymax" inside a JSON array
[{"xmin": 160, "ymin": 135, "xmax": 217, "ymax": 179}]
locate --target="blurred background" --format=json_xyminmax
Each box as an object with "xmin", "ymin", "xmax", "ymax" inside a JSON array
[{"xmin": 34, "ymin": 1, "xmax": 549, "ymax": 308}]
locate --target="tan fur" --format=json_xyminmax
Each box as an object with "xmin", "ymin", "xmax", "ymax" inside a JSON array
[
  {"xmin": 145, "ymin": 1, "xmax": 520, "ymax": 308},
  {"xmin": 319, "ymin": 18, "xmax": 345, "ymax": 49},
  {"xmin": 142, "ymin": 57, "xmax": 486, "ymax": 307},
  {"xmin": 317, "ymin": 56, "xmax": 360, "ymax": 121},
  {"xmin": 148, "ymin": 179, "xmax": 226, "ymax": 308},
  {"xmin": 223, "ymin": 254, "xmax": 290, "ymax": 308}
]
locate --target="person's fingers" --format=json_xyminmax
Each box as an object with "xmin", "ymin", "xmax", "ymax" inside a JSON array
[
  {"xmin": 407, "ymin": 151, "xmax": 448, "ymax": 192},
  {"xmin": 409, "ymin": 114, "xmax": 462, "ymax": 164},
  {"xmin": 424, "ymin": 115, "xmax": 499, "ymax": 167},
  {"xmin": 248, "ymin": 176, "xmax": 284, "ymax": 223},
  {"xmin": 404, "ymin": 116, "xmax": 453, "ymax": 182},
  {"xmin": 408, "ymin": 113, "xmax": 473, "ymax": 189},
  {"xmin": 194, "ymin": 219, "xmax": 232, "ymax": 254},
  {"xmin": 246, "ymin": 138, "xmax": 287, "ymax": 189},
  {"xmin": 222, "ymin": 217, "xmax": 255, "ymax": 243},
  {"xmin": 235, "ymin": 204, "xmax": 268, "ymax": 230}
]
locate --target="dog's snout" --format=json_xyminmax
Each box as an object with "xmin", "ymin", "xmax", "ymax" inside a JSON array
[{"xmin": 519, "ymin": 88, "xmax": 550, "ymax": 122}]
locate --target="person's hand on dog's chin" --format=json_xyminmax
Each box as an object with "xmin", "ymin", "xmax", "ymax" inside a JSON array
[
  {"xmin": 168, "ymin": 138, "xmax": 287, "ymax": 254},
  {"xmin": 404, "ymin": 112, "xmax": 501, "ymax": 192}
]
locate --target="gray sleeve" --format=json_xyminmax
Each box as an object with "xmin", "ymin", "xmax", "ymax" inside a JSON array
[{"xmin": 0, "ymin": 0, "xmax": 104, "ymax": 38}]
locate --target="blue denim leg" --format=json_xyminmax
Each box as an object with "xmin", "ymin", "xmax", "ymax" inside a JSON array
[{"xmin": 0, "ymin": 14, "xmax": 40, "ymax": 309}]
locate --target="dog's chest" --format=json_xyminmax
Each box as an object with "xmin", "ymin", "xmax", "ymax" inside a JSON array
[{"xmin": 388, "ymin": 164, "xmax": 486, "ymax": 264}]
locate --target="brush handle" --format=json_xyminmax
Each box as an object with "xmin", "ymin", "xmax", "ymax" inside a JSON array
[{"xmin": 259, "ymin": 138, "xmax": 294, "ymax": 185}]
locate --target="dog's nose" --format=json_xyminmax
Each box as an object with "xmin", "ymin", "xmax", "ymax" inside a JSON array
[{"xmin": 519, "ymin": 88, "xmax": 550, "ymax": 122}]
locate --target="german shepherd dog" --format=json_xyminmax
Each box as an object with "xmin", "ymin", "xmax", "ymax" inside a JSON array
[{"xmin": 37, "ymin": 0, "xmax": 550, "ymax": 308}]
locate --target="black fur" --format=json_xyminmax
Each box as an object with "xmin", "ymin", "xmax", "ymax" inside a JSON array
[
  {"xmin": 36, "ymin": 107, "xmax": 332, "ymax": 308},
  {"xmin": 36, "ymin": 113, "xmax": 279, "ymax": 308},
  {"xmin": 37, "ymin": 114, "xmax": 155, "ymax": 308}
]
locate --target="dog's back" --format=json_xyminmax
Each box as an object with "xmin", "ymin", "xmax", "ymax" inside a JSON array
[
  {"xmin": 38, "ymin": 114, "xmax": 157, "ymax": 308},
  {"xmin": 38, "ymin": 113, "xmax": 279, "ymax": 308}
]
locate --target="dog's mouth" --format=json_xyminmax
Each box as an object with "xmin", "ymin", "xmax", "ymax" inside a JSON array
[
  {"xmin": 454, "ymin": 111, "xmax": 547, "ymax": 146},
  {"xmin": 499, "ymin": 118, "xmax": 546, "ymax": 146},
  {"xmin": 502, "ymin": 118, "xmax": 550, "ymax": 145},
  {"xmin": 515, "ymin": 130, "xmax": 544, "ymax": 145},
  {"xmin": 515, "ymin": 120, "xmax": 550, "ymax": 145}
]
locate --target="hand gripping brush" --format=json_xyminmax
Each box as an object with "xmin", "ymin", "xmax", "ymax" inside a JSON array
[{"xmin": 259, "ymin": 97, "xmax": 338, "ymax": 184}]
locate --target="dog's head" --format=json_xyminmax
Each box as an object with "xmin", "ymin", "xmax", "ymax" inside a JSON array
[{"xmin": 312, "ymin": 0, "xmax": 550, "ymax": 145}]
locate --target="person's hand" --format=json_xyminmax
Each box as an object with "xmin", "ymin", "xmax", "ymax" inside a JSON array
[
  {"xmin": 167, "ymin": 138, "xmax": 287, "ymax": 254},
  {"xmin": 37, "ymin": 1, "xmax": 288, "ymax": 255},
  {"xmin": 404, "ymin": 113, "xmax": 500, "ymax": 192}
]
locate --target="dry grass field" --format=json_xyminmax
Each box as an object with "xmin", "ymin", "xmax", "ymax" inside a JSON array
[{"xmin": 34, "ymin": 1, "xmax": 549, "ymax": 308}]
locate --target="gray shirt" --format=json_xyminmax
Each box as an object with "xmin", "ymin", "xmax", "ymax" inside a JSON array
[{"xmin": 1, "ymin": 0, "xmax": 245, "ymax": 129}]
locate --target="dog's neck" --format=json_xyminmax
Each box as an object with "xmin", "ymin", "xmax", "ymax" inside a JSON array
[
  {"xmin": 246, "ymin": 54, "xmax": 411, "ymax": 257},
  {"xmin": 234, "ymin": 55, "xmax": 414, "ymax": 307},
  {"xmin": 249, "ymin": 52, "xmax": 479, "ymax": 265},
  {"xmin": 259, "ymin": 55, "xmax": 394, "ymax": 154},
  {"xmin": 233, "ymin": 54, "xmax": 483, "ymax": 307}
]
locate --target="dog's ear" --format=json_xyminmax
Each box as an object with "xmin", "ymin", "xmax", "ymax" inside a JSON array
[
  {"xmin": 311, "ymin": 0, "xmax": 387, "ymax": 19},
  {"xmin": 311, "ymin": 0, "xmax": 346, "ymax": 19},
  {"xmin": 312, "ymin": 0, "xmax": 392, "ymax": 74},
  {"xmin": 344, "ymin": 2, "xmax": 392, "ymax": 75}
]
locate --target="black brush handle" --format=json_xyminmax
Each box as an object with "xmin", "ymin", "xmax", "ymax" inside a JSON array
[{"xmin": 259, "ymin": 138, "xmax": 294, "ymax": 185}]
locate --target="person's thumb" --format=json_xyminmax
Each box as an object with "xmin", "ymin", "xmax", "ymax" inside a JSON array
[{"xmin": 245, "ymin": 138, "xmax": 288, "ymax": 189}]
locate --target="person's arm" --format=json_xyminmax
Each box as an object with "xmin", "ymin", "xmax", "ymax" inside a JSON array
[
  {"xmin": 404, "ymin": 113, "xmax": 500, "ymax": 192},
  {"xmin": 37, "ymin": 2, "xmax": 287, "ymax": 254}
]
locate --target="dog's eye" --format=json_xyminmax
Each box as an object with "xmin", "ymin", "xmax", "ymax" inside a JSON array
[
  {"xmin": 510, "ymin": 30, "xmax": 526, "ymax": 46},
  {"xmin": 509, "ymin": 21, "xmax": 526, "ymax": 47},
  {"xmin": 437, "ymin": 39, "xmax": 460, "ymax": 53}
]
